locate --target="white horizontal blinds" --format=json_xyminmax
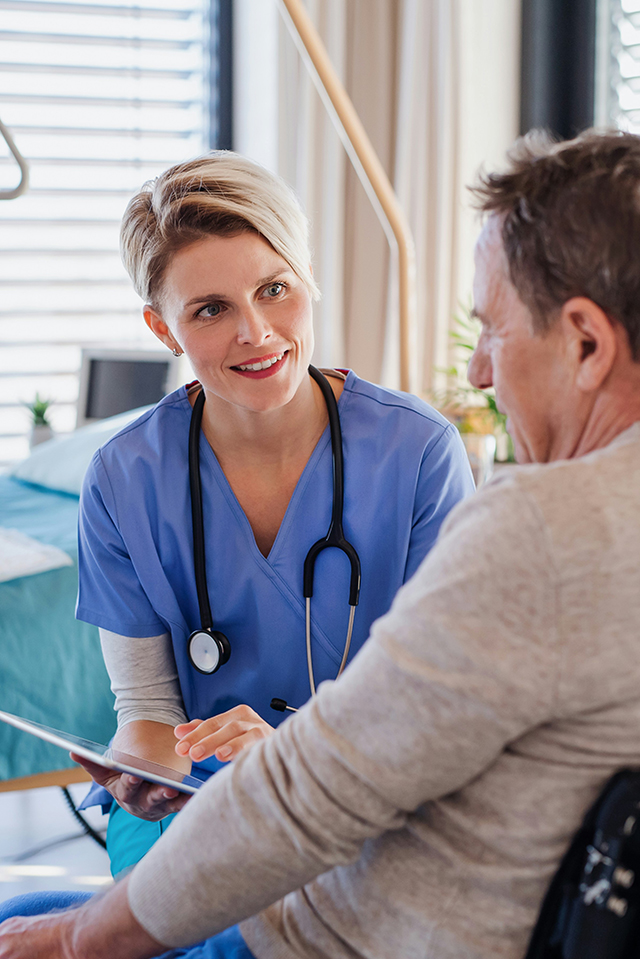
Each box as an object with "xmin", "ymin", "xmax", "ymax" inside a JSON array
[
  {"xmin": 610, "ymin": 0, "xmax": 640, "ymax": 131},
  {"xmin": 0, "ymin": 0, "xmax": 210, "ymax": 467}
]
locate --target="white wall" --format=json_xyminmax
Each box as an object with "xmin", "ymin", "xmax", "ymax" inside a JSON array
[
  {"xmin": 232, "ymin": 0, "xmax": 280, "ymax": 172},
  {"xmin": 455, "ymin": 0, "xmax": 522, "ymax": 322}
]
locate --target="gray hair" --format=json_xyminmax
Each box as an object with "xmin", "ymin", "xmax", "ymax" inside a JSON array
[{"xmin": 471, "ymin": 129, "xmax": 640, "ymax": 359}]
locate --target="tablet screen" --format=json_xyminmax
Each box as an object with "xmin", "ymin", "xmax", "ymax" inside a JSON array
[{"xmin": 0, "ymin": 709, "xmax": 203, "ymax": 795}]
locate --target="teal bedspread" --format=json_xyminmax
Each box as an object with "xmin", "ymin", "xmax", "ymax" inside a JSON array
[{"xmin": 0, "ymin": 475, "xmax": 116, "ymax": 781}]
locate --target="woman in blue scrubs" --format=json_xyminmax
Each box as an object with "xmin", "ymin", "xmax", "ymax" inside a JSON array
[{"xmin": 72, "ymin": 152, "xmax": 474, "ymax": 883}]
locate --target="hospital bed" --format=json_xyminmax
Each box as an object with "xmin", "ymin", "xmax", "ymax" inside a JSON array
[{"xmin": 0, "ymin": 410, "xmax": 147, "ymax": 791}]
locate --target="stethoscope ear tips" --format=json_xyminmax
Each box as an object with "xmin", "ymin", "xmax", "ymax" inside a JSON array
[{"xmin": 270, "ymin": 698, "xmax": 298, "ymax": 713}]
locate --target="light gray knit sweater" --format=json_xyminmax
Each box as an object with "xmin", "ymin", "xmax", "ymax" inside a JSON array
[{"xmin": 128, "ymin": 423, "xmax": 640, "ymax": 959}]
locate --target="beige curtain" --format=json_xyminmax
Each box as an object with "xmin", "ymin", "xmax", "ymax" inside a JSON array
[{"xmin": 274, "ymin": 0, "xmax": 520, "ymax": 395}]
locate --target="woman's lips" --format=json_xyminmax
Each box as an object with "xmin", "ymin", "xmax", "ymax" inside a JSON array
[{"xmin": 231, "ymin": 352, "xmax": 288, "ymax": 379}]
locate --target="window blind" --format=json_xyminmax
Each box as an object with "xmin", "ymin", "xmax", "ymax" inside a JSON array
[
  {"xmin": 609, "ymin": 0, "xmax": 640, "ymax": 132},
  {"xmin": 0, "ymin": 0, "xmax": 213, "ymax": 467}
]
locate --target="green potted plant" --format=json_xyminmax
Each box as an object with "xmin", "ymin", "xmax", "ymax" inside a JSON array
[
  {"xmin": 431, "ymin": 310, "xmax": 515, "ymax": 485},
  {"xmin": 23, "ymin": 393, "xmax": 54, "ymax": 448}
]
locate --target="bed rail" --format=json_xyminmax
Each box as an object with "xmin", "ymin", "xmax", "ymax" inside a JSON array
[{"xmin": 0, "ymin": 768, "xmax": 91, "ymax": 794}]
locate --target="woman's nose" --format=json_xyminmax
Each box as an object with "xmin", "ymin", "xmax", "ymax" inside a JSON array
[
  {"xmin": 467, "ymin": 343, "xmax": 492, "ymax": 390},
  {"xmin": 236, "ymin": 307, "xmax": 272, "ymax": 345}
]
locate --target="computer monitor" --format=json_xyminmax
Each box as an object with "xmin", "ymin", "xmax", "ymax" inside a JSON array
[{"xmin": 76, "ymin": 349, "xmax": 182, "ymax": 427}]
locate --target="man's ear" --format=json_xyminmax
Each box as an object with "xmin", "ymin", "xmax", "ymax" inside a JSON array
[
  {"xmin": 560, "ymin": 296, "xmax": 617, "ymax": 392},
  {"xmin": 143, "ymin": 305, "xmax": 180, "ymax": 353}
]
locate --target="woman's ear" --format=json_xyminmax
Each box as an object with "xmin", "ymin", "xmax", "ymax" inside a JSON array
[
  {"xmin": 143, "ymin": 305, "xmax": 180, "ymax": 354},
  {"xmin": 561, "ymin": 297, "xmax": 617, "ymax": 392}
]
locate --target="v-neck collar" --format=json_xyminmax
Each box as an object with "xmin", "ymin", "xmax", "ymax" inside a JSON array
[{"xmin": 180, "ymin": 373, "xmax": 354, "ymax": 567}]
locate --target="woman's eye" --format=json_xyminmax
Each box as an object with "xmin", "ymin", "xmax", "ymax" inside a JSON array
[
  {"xmin": 264, "ymin": 283, "xmax": 285, "ymax": 298},
  {"xmin": 197, "ymin": 303, "xmax": 222, "ymax": 318}
]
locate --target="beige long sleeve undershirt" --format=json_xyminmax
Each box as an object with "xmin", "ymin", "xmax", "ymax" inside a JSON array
[{"xmin": 99, "ymin": 628, "xmax": 187, "ymax": 729}]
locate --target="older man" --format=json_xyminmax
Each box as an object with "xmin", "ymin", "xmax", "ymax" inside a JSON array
[{"xmin": 2, "ymin": 129, "xmax": 640, "ymax": 959}]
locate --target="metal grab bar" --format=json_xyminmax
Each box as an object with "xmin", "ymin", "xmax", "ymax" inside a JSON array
[
  {"xmin": 276, "ymin": 0, "xmax": 416, "ymax": 393},
  {"xmin": 0, "ymin": 117, "xmax": 29, "ymax": 200}
]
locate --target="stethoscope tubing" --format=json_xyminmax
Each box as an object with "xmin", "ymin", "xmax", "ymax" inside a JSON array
[
  {"xmin": 303, "ymin": 366, "xmax": 361, "ymax": 607},
  {"xmin": 188, "ymin": 365, "xmax": 361, "ymax": 697},
  {"xmin": 189, "ymin": 387, "xmax": 213, "ymax": 631},
  {"xmin": 305, "ymin": 598, "xmax": 356, "ymax": 697}
]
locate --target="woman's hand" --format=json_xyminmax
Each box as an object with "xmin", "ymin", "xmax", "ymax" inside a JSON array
[
  {"xmin": 174, "ymin": 705, "xmax": 274, "ymax": 763},
  {"xmin": 70, "ymin": 753, "xmax": 191, "ymax": 822}
]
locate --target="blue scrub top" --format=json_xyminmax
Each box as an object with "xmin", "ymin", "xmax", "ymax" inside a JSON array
[{"xmin": 77, "ymin": 372, "xmax": 474, "ymax": 757}]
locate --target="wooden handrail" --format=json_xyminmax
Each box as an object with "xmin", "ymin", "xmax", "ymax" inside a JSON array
[
  {"xmin": 276, "ymin": 0, "xmax": 417, "ymax": 393},
  {"xmin": 0, "ymin": 767, "xmax": 91, "ymax": 793}
]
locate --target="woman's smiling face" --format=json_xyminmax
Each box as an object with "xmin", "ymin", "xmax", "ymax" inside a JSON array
[{"xmin": 145, "ymin": 231, "xmax": 314, "ymax": 414}]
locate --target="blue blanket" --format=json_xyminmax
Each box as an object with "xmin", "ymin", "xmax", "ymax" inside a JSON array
[{"xmin": 0, "ymin": 476, "xmax": 116, "ymax": 781}]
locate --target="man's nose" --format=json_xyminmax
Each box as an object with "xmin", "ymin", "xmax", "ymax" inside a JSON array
[{"xmin": 467, "ymin": 343, "xmax": 492, "ymax": 390}]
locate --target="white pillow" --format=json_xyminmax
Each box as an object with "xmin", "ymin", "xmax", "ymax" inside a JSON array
[{"xmin": 11, "ymin": 407, "xmax": 151, "ymax": 496}]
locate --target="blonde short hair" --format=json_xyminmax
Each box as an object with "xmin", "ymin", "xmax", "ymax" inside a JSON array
[{"xmin": 120, "ymin": 151, "xmax": 320, "ymax": 306}]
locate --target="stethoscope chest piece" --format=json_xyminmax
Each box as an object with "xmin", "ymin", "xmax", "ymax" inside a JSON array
[{"xmin": 188, "ymin": 628, "xmax": 231, "ymax": 675}]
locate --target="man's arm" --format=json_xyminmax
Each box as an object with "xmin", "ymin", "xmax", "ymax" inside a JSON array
[
  {"xmin": 70, "ymin": 882, "xmax": 162, "ymax": 959},
  {"xmin": 126, "ymin": 476, "xmax": 558, "ymax": 949},
  {"xmin": 0, "ymin": 881, "xmax": 160, "ymax": 959}
]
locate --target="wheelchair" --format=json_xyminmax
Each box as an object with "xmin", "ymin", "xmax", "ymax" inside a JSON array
[{"xmin": 526, "ymin": 770, "xmax": 640, "ymax": 959}]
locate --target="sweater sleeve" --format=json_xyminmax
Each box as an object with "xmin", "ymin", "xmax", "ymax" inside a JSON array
[{"xmin": 127, "ymin": 475, "xmax": 560, "ymax": 948}]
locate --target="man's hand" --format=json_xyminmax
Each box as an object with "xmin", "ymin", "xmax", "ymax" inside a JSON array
[
  {"xmin": 70, "ymin": 753, "xmax": 191, "ymax": 822},
  {"xmin": 0, "ymin": 911, "xmax": 75, "ymax": 959},
  {"xmin": 0, "ymin": 877, "xmax": 165, "ymax": 959},
  {"xmin": 174, "ymin": 705, "xmax": 274, "ymax": 762}
]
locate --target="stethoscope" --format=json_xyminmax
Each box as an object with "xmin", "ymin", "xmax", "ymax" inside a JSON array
[{"xmin": 187, "ymin": 365, "xmax": 362, "ymax": 712}]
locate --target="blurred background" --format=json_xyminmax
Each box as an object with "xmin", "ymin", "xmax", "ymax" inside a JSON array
[
  {"xmin": 0, "ymin": 0, "xmax": 634, "ymax": 464},
  {"xmin": 0, "ymin": 0, "xmax": 638, "ymax": 899}
]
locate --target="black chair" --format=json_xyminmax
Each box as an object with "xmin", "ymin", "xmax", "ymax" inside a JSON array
[{"xmin": 526, "ymin": 769, "xmax": 640, "ymax": 959}]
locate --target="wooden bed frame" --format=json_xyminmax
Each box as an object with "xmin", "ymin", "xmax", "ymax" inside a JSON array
[{"xmin": 0, "ymin": 768, "xmax": 91, "ymax": 793}]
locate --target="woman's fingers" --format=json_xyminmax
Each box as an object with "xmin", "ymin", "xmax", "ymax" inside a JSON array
[
  {"xmin": 174, "ymin": 715, "xmax": 224, "ymax": 755},
  {"xmin": 70, "ymin": 754, "xmax": 147, "ymax": 801},
  {"xmin": 175, "ymin": 705, "xmax": 270, "ymax": 758},
  {"xmin": 187, "ymin": 720, "xmax": 250, "ymax": 761},
  {"xmin": 176, "ymin": 711, "xmax": 274, "ymax": 762},
  {"xmin": 70, "ymin": 752, "xmax": 185, "ymax": 820},
  {"xmin": 173, "ymin": 718, "xmax": 202, "ymax": 738},
  {"xmin": 69, "ymin": 753, "xmax": 121, "ymax": 791},
  {"xmin": 209, "ymin": 726, "xmax": 271, "ymax": 761},
  {"xmin": 116, "ymin": 783, "xmax": 185, "ymax": 821}
]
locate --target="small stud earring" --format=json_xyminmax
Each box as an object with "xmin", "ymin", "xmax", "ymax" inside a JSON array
[{"xmin": 171, "ymin": 348, "xmax": 182, "ymax": 357}]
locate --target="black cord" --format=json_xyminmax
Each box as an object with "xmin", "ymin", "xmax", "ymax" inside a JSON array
[
  {"xmin": 1, "ymin": 830, "xmax": 94, "ymax": 864},
  {"xmin": 60, "ymin": 787, "xmax": 107, "ymax": 850}
]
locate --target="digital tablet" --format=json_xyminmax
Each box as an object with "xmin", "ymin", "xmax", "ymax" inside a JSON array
[{"xmin": 0, "ymin": 709, "xmax": 203, "ymax": 795}]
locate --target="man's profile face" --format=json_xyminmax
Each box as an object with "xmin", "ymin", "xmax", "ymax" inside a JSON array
[{"xmin": 468, "ymin": 215, "xmax": 573, "ymax": 464}]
